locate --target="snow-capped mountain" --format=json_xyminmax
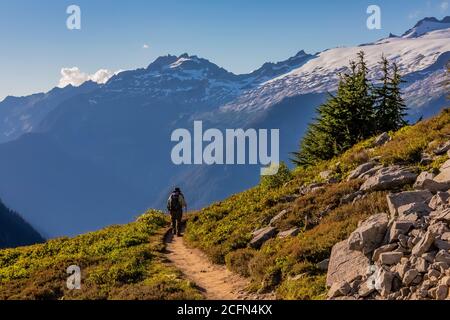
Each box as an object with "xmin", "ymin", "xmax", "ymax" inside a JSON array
[
  {"xmin": 0, "ymin": 17, "xmax": 448, "ymax": 237},
  {"xmin": 402, "ymin": 16, "xmax": 450, "ymax": 38},
  {"xmin": 219, "ymin": 18, "xmax": 450, "ymax": 114},
  {"xmin": 0, "ymin": 81, "xmax": 99, "ymax": 143}
]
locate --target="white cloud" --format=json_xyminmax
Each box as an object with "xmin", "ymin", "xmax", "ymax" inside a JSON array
[
  {"xmin": 58, "ymin": 67, "xmax": 119, "ymax": 88},
  {"xmin": 143, "ymin": 44, "xmax": 150, "ymax": 49},
  {"xmin": 441, "ymin": 1, "xmax": 449, "ymax": 11}
]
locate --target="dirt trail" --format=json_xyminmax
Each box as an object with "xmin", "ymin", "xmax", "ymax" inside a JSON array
[{"xmin": 165, "ymin": 229, "xmax": 273, "ymax": 300}]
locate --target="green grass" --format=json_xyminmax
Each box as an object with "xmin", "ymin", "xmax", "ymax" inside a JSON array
[
  {"xmin": 185, "ymin": 108, "xmax": 450, "ymax": 299},
  {"xmin": 0, "ymin": 210, "xmax": 202, "ymax": 300}
]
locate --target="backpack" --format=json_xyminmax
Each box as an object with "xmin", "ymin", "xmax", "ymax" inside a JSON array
[{"xmin": 168, "ymin": 193, "xmax": 182, "ymax": 211}]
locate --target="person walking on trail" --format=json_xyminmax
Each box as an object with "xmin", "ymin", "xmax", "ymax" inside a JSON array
[{"xmin": 167, "ymin": 187, "xmax": 187, "ymax": 237}]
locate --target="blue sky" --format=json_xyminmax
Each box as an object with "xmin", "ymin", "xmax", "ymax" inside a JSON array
[{"xmin": 0, "ymin": 0, "xmax": 448, "ymax": 100}]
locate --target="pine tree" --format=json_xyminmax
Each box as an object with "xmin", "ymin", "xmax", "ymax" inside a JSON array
[
  {"xmin": 292, "ymin": 51, "xmax": 376, "ymax": 166},
  {"xmin": 375, "ymin": 58, "xmax": 408, "ymax": 132}
]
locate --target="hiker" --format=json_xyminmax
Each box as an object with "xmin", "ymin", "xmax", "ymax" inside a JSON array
[{"xmin": 167, "ymin": 187, "xmax": 187, "ymax": 236}]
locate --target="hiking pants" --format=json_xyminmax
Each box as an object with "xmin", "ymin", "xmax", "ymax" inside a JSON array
[{"xmin": 170, "ymin": 210, "xmax": 183, "ymax": 235}]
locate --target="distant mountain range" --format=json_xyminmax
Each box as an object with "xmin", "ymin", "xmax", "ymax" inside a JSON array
[
  {"xmin": 0, "ymin": 17, "xmax": 449, "ymax": 237},
  {"xmin": 0, "ymin": 198, "xmax": 44, "ymax": 249}
]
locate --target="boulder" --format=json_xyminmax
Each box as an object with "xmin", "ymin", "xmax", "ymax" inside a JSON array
[
  {"xmin": 403, "ymin": 269, "xmax": 419, "ymax": 286},
  {"xmin": 420, "ymin": 153, "xmax": 433, "ymax": 166},
  {"xmin": 269, "ymin": 209, "xmax": 289, "ymax": 226},
  {"xmin": 358, "ymin": 165, "xmax": 384, "ymax": 180},
  {"xmin": 379, "ymin": 252, "xmax": 404, "ymax": 265},
  {"xmin": 428, "ymin": 192, "xmax": 450, "ymax": 210},
  {"xmin": 397, "ymin": 202, "xmax": 431, "ymax": 218},
  {"xmin": 277, "ymin": 227, "xmax": 300, "ymax": 238},
  {"xmin": 249, "ymin": 227, "xmax": 277, "ymax": 249},
  {"xmin": 414, "ymin": 172, "xmax": 449, "ymax": 192},
  {"xmin": 435, "ymin": 250, "xmax": 450, "ymax": 265},
  {"xmin": 436, "ymin": 285, "xmax": 448, "ymax": 300},
  {"xmin": 358, "ymin": 281, "xmax": 376, "ymax": 297},
  {"xmin": 386, "ymin": 190, "xmax": 432, "ymax": 218},
  {"xmin": 317, "ymin": 258, "xmax": 330, "ymax": 271},
  {"xmin": 387, "ymin": 220, "xmax": 415, "ymax": 243},
  {"xmin": 326, "ymin": 240, "xmax": 371, "ymax": 288},
  {"xmin": 374, "ymin": 132, "xmax": 391, "ymax": 146},
  {"xmin": 360, "ymin": 166, "xmax": 418, "ymax": 192},
  {"xmin": 347, "ymin": 213, "xmax": 389, "ymax": 254},
  {"xmin": 412, "ymin": 230, "xmax": 436, "ymax": 256},
  {"xmin": 430, "ymin": 209, "xmax": 450, "ymax": 224},
  {"xmin": 435, "ymin": 239, "xmax": 450, "ymax": 251},
  {"xmin": 434, "ymin": 159, "xmax": 450, "ymax": 185},
  {"xmin": 328, "ymin": 281, "xmax": 351, "ymax": 298},
  {"xmin": 433, "ymin": 141, "xmax": 450, "ymax": 155},
  {"xmin": 373, "ymin": 243, "xmax": 398, "ymax": 262},
  {"xmin": 375, "ymin": 268, "xmax": 394, "ymax": 297},
  {"xmin": 347, "ymin": 162, "xmax": 376, "ymax": 181},
  {"xmin": 340, "ymin": 191, "xmax": 364, "ymax": 205}
]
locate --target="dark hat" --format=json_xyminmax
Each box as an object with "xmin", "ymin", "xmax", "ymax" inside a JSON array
[{"xmin": 174, "ymin": 187, "xmax": 181, "ymax": 192}]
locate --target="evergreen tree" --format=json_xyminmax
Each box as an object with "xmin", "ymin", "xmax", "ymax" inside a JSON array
[
  {"xmin": 292, "ymin": 51, "xmax": 376, "ymax": 166},
  {"xmin": 375, "ymin": 57, "xmax": 407, "ymax": 132}
]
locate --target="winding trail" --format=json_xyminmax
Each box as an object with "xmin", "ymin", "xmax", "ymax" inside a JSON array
[{"xmin": 165, "ymin": 229, "xmax": 273, "ymax": 300}]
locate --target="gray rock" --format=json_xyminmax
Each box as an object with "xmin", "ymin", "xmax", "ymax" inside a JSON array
[
  {"xmin": 379, "ymin": 252, "xmax": 404, "ymax": 265},
  {"xmin": 277, "ymin": 227, "xmax": 300, "ymax": 239},
  {"xmin": 436, "ymin": 284, "xmax": 448, "ymax": 300},
  {"xmin": 434, "ymin": 159, "xmax": 450, "ymax": 185},
  {"xmin": 414, "ymin": 171, "xmax": 450, "ymax": 192},
  {"xmin": 433, "ymin": 141, "xmax": 450, "ymax": 155},
  {"xmin": 430, "ymin": 208, "xmax": 450, "ymax": 223},
  {"xmin": 403, "ymin": 269, "xmax": 419, "ymax": 286},
  {"xmin": 358, "ymin": 281, "xmax": 376, "ymax": 297},
  {"xmin": 358, "ymin": 165, "xmax": 384, "ymax": 180},
  {"xmin": 428, "ymin": 221, "xmax": 450, "ymax": 235},
  {"xmin": 428, "ymin": 192, "xmax": 450, "ymax": 210},
  {"xmin": 412, "ymin": 230, "xmax": 436, "ymax": 256},
  {"xmin": 328, "ymin": 281, "xmax": 351, "ymax": 298},
  {"xmin": 347, "ymin": 213, "xmax": 389, "ymax": 254},
  {"xmin": 374, "ymin": 132, "xmax": 391, "ymax": 146},
  {"xmin": 386, "ymin": 190, "xmax": 433, "ymax": 219},
  {"xmin": 340, "ymin": 191, "xmax": 363, "ymax": 205},
  {"xmin": 269, "ymin": 209, "xmax": 289, "ymax": 226},
  {"xmin": 326, "ymin": 240, "xmax": 371, "ymax": 288},
  {"xmin": 249, "ymin": 227, "xmax": 277, "ymax": 249},
  {"xmin": 347, "ymin": 162, "xmax": 376, "ymax": 181},
  {"xmin": 299, "ymin": 182, "xmax": 325, "ymax": 195},
  {"xmin": 397, "ymin": 202, "xmax": 431, "ymax": 218},
  {"xmin": 422, "ymin": 252, "xmax": 437, "ymax": 263},
  {"xmin": 442, "ymin": 232, "xmax": 450, "ymax": 241},
  {"xmin": 435, "ymin": 250, "xmax": 450, "ymax": 264},
  {"xmin": 373, "ymin": 243, "xmax": 398, "ymax": 262},
  {"xmin": 317, "ymin": 259, "xmax": 330, "ymax": 271},
  {"xmin": 388, "ymin": 220, "xmax": 415, "ymax": 243},
  {"xmin": 420, "ymin": 153, "xmax": 433, "ymax": 166},
  {"xmin": 376, "ymin": 268, "xmax": 394, "ymax": 297},
  {"xmin": 360, "ymin": 166, "xmax": 418, "ymax": 192},
  {"xmin": 435, "ymin": 239, "xmax": 450, "ymax": 251},
  {"xmin": 414, "ymin": 257, "xmax": 429, "ymax": 273}
]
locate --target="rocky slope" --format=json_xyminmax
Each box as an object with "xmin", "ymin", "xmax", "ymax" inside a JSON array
[
  {"xmin": 185, "ymin": 109, "xmax": 450, "ymax": 299},
  {"xmin": 327, "ymin": 140, "xmax": 450, "ymax": 300}
]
